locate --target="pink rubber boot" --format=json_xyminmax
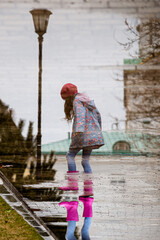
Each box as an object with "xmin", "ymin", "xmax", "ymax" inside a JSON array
[
  {"xmin": 79, "ymin": 197, "xmax": 94, "ymax": 217},
  {"xmin": 59, "ymin": 171, "xmax": 79, "ymax": 191},
  {"xmin": 81, "ymin": 173, "xmax": 93, "ymax": 196},
  {"xmin": 83, "ymin": 179, "xmax": 93, "ymax": 196},
  {"xmin": 59, "ymin": 201, "xmax": 79, "ymax": 221}
]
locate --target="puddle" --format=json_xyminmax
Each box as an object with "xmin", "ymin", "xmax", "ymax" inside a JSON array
[{"xmin": 1, "ymin": 156, "xmax": 160, "ymax": 239}]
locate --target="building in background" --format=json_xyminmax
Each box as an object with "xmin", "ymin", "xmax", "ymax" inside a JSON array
[
  {"xmin": 124, "ymin": 18, "xmax": 160, "ymax": 133},
  {"xmin": 124, "ymin": 54, "xmax": 160, "ymax": 132},
  {"xmin": 42, "ymin": 131, "xmax": 160, "ymax": 157}
]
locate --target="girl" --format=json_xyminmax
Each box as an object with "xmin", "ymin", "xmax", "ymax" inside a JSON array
[
  {"xmin": 60, "ymin": 83, "xmax": 103, "ymax": 240},
  {"xmin": 60, "ymin": 83, "xmax": 104, "ymax": 174}
]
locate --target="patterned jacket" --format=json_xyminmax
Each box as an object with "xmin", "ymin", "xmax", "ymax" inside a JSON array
[{"xmin": 70, "ymin": 93, "xmax": 104, "ymax": 149}]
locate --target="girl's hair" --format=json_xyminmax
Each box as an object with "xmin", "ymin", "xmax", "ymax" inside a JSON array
[{"xmin": 64, "ymin": 95, "xmax": 75, "ymax": 121}]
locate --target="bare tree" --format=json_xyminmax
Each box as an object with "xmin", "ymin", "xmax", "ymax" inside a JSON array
[
  {"xmin": 120, "ymin": 18, "xmax": 160, "ymax": 60},
  {"xmin": 121, "ymin": 18, "xmax": 160, "ymax": 155}
]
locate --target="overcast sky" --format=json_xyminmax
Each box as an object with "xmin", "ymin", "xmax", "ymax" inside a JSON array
[{"xmin": 0, "ymin": 6, "xmax": 138, "ymax": 144}]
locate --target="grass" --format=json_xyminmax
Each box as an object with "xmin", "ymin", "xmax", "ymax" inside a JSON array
[{"xmin": 0, "ymin": 196, "xmax": 44, "ymax": 240}]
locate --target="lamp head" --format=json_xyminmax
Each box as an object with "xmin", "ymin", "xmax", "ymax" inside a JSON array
[{"xmin": 30, "ymin": 9, "xmax": 52, "ymax": 36}]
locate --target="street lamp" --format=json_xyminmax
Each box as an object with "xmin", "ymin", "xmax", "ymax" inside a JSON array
[{"xmin": 30, "ymin": 9, "xmax": 52, "ymax": 174}]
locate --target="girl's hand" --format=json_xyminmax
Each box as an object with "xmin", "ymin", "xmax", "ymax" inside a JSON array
[{"xmin": 74, "ymin": 132, "xmax": 81, "ymax": 136}]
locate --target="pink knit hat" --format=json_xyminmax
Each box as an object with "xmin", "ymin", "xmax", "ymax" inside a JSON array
[{"xmin": 60, "ymin": 83, "xmax": 78, "ymax": 100}]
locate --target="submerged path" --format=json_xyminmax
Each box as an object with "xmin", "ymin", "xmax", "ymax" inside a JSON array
[
  {"xmin": 0, "ymin": 156, "xmax": 160, "ymax": 240},
  {"xmin": 55, "ymin": 156, "xmax": 160, "ymax": 240}
]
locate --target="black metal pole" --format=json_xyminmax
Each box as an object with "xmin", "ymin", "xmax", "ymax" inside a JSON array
[{"xmin": 36, "ymin": 35, "xmax": 43, "ymax": 177}]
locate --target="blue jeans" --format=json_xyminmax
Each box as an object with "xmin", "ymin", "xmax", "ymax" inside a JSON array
[
  {"xmin": 66, "ymin": 217, "xmax": 92, "ymax": 240},
  {"xmin": 66, "ymin": 148, "xmax": 92, "ymax": 173}
]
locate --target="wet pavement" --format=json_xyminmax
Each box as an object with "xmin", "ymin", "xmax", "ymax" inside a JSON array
[
  {"xmin": 55, "ymin": 156, "xmax": 160, "ymax": 240},
  {"xmin": 0, "ymin": 155, "xmax": 160, "ymax": 240}
]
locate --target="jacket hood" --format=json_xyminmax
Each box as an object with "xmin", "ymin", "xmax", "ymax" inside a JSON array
[{"xmin": 76, "ymin": 93, "xmax": 96, "ymax": 111}]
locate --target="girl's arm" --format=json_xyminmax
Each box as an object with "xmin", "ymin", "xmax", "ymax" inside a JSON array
[
  {"xmin": 95, "ymin": 108, "xmax": 102, "ymax": 129},
  {"xmin": 73, "ymin": 99, "xmax": 86, "ymax": 132}
]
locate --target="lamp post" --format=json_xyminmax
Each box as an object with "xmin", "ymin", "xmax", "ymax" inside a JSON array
[{"xmin": 30, "ymin": 9, "xmax": 52, "ymax": 175}]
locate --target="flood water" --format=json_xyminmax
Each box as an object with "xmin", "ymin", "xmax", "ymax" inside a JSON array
[
  {"xmin": 0, "ymin": 1, "xmax": 160, "ymax": 240},
  {"xmin": 1, "ymin": 155, "xmax": 160, "ymax": 240}
]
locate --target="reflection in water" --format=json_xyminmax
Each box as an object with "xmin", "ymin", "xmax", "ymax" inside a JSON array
[
  {"xmin": 0, "ymin": 152, "xmax": 65, "ymax": 238},
  {"xmin": 23, "ymin": 156, "xmax": 37, "ymax": 179},
  {"xmin": 59, "ymin": 172, "xmax": 94, "ymax": 198},
  {"xmin": 59, "ymin": 171, "xmax": 79, "ymax": 191},
  {"xmin": 59, "ymin": 201, "xmax": 79, "ymax": 240},
  {"xmin": 59, "ymin": 172, "xmax": 94, "ymax": 196},
  {"xmin": 59, "ymin": 172, "xmax": 94, "ymax": 239},
  {"xmin": 0, "ymin": 11, "xmax": 160, "ymax": 240},
  {"xmin": 1, "ymin": 152, "xmax": 57, "ymax": 188},
  {"xmin": 123, "ymin": 18, "xmax": 160, "ymax": 60},
  {"xmin": 123, "ymin": 17, "xmax": 160, "ymax": 155},
  {"xmin": 59, "ymin": 197, "xmax": 93, "ymax": 240},
  {"xmin": 1, "ymin": 157, "xmax": 160, "ymax": 239},
  {"xmin": 0, "ymin": 98, "xmax": 66, "ymax": 238},
  {"xmin": 23, "ymin": 152, "xmax": 57, "ymax": 182},
  {"xmin": 0, "ymin": 99, "xmax": 37, "ymax": 157},
  {"xmin": 124, "ymin": 62, "xmax": 160, "ymax": 133},
  {"xmin": 83, "ymin": 174, "xmax": 93, "ymax": 197}
]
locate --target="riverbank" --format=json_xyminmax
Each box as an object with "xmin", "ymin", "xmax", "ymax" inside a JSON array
[{"xmin": 0, "ymin": 196, "xmax": 43, "ymax": 240}]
